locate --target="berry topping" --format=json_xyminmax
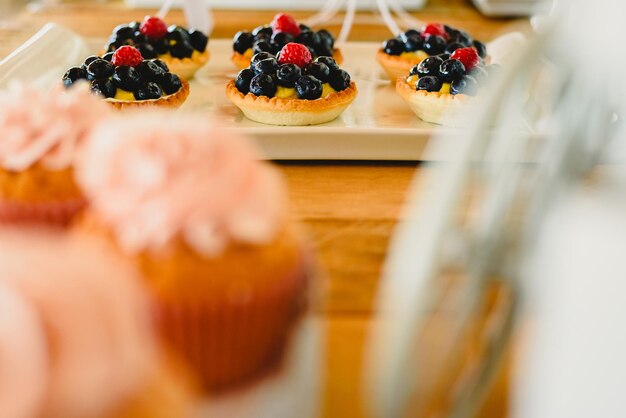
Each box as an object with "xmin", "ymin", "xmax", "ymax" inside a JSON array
[
  {"xmin": 253, "ymin": 57, "xmax": 279, "ymax": 75},
  {"xmin": 416, "ymin": 76, "xmax": 442, "ymax": 92},
  {"xmin": 295, "ymin": 75, "xmax": 322, "ymax": 100},
  {"xmin": 439, "ymin": 59, "xmax": 465, "ymax": 83},
  {"xmin": 62, "ymin": 67, "xmax": 87, "ymax": 87},
  {"xmin": 450, "ymin": 75, "xmax": 478, "ymax": 96},
  {"xmin": 253, "ymin": 25, "xmax": 273, "ymax": 37},
  {"xmin": 135, "ymin": 60, "xmax": 166, "ymax": 83},
  {"xmin": 472, "ymin": 40, "xmax": 487, "ymax": 59},
  {"xmin": 251, "ymin": 52, "xmax": 275, "ymax": 65},
  {"xmin": 235, "ymin": 68, "xmax": 255, "ymax": 94},
  {"xmin": 112, "ymin": 65, "xmax": 142, "ymax": 91},
  {"xmin": 328, "ymin": 69, "xmax": 351, "ymax": 91},
  {"xmin": 169, "ymin": 41, "xmax": 194, "ymax": 59},
  {"xmin": 317, "ymin": 29, "xmax": 335, "ymax": 50},
  {"xmin": 271, "ymin": 32, "xmax": 295, "ymax": 50},
  {"xmin": 91, "ymin": 78, "xmax": 117, "ymax": 98},
  {"xmin": 134, "ymin": 82, "xmax": 163, "ymax": 100},
  {"xmin": 423, "ymin": 35, "xmax": 446, "ymax": 55},
  {"xmin": 81, "ymin": 55, "xmax": 100, "ymax": 70},
  {"xmin": 139, "ymin": 16, "xmax": 168, "ymax": 39},
  {"xmin": 403, "ymin": 34, "xmax": 423, "ymax": 52},
  {"xmin": 271, "ymin": 13, "xmax": 301, "ymax": 37},
  {"xmin": 233, "ymin": 31, "xmax": 254, "ymax": 54},
  {"xmin": 160, "ymin": 73, "xmax": 183, "ymax": 95},
  {"xmin": 111, "ymin": 46, "xmax": 143, "ymax": 67},
  {"xmin": 249, "ymin": 73, "xmax": 277, "ymax": 97},
  {"xmin": 421, "ymin": 23, "xmax": 447, "ymax": 40},
  {"xmin": 102, "ymin": 52, "xmax": 114, "ymax": 62},
  {"xmin": 416, "ymin": 56, "xmax": 443, "ymax": 77},
  {"xmin": 437, "ymin": 53, "xmax": 451, "ymax": 61},
  {"xmin": 113, "ymin": 23, "xmax": 136, "ymax": 40},
  {"xmin": 315, "ymin": 56, "xmax": 339, "ymax": 71},
  {"xmin": 152, "ymin": 59, "xmax": 169, "ymax": 73},
  {"xmin": 445, "ymin": 42, "xmax": 464, "ymax": 54},
  {"xmin": 136, "ymin": 43, "xmax": 157, "ymax": 59},
  {"xmin": 189, "ymin": 29, "xmax": 209, "ymax": 53},
  {"xmin": 305, "ymin": 62, "xmax": 330, "ymax": 83},
  {"xmin": 253, "ymin": 40, "xmax": 273, "ymax": 55},
  {"xmin": 276, "ymin": 63, "xmax": 301, "ymax": 87},
  {"xmin": 296, "ymin": 31, "xmax": 321, "ymax": 50},
  {"xmin": 86, "ymin": 59, "xmax": 115, "ymax": 80},
  {"xmin": 383, "ymin": 38, "xmax": 403, "ymax": 55},
  {"xmin": 277, "ymin": 43, "xmax": 312, "ymax": 68},
  {"xmin": 450, "ymin": 47, "xmax": 479, "ymax": 71}
]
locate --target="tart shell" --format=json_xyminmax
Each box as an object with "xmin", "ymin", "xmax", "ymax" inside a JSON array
[
  {"xmin": 395, "ymin": 77, "xmax": 472, "ymax": 126},
  {"xmin": 377, "ymin": 49, "xmax": 424, "ymax": 82},
  {"xmin": 231, "ymin": 48, "xmax": 344, "ymax": 70},
  {"xmin": 225, "ymin": 80, "xmax": 357, "ymax": 126},
  {"xmin": 159, "ymin": 50, "xmax": 210, "ymax": 80},
  {"xmin": 105, "ymin": 79, "xmax": 190, "ymax": 111}
]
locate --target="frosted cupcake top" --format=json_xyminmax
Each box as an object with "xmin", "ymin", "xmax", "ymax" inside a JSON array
[
  {"xmin": 0, "ymin": 83, "xmax": 110, "ymax": 171},
  {"xmin": 77, "ymin": 113, "xmax": 287, "ymax": 256},
  {"xmin": 0, "ymin": 231, "xmax": 156, "ymax": 418}
]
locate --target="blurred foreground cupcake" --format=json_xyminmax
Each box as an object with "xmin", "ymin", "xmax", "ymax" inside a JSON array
[
  {"xmin": 0, "ymin": 230, "xmax": 195, "ymax": 418},
  {"xmin": 0, "ymin": 83, "xmax": 109, "ymax": 226},
  {"xmin": 76, "ymin": 113, "xmax": 310, "ymax": 389}
]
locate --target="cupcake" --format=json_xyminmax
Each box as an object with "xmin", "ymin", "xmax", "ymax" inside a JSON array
[
  {"xmin": 0, "ymin": 83, "xmax": 109, "ymax": 226},
  {"xmin": 105, "ymin": 16, "xmax": 209, "ymax": 80},
  {"xmin": 62, "ymin": 46, "xmax": 190, "ymax": 110},
  {"xmin": 76, "ymin": 113, "xmax": 310, "ymax": 390},
  {"xmin": 0, "ymin": 230, "xmax": 196, "ymax": 418},
  {"xmin": 396, "ymin": 47, "xmax": 499, "ymax": 125},
  {"xmin": 377, "ymin": 23, "xmax": 489, "ymax": 82},
  {"xmin": 226, "ymin": 43, "xmax": 357, "ymax": 125},
  {"xmin": 232, "ymin": 13, "xmax": 343, "ymax": 70}
]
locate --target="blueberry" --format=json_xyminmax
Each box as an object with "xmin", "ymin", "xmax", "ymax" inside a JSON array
[
  {"xmin": 437, "ymin": 53, "xmax": 451, "ymax": 61},
  {"xmin": 439, "ymin": 59, "xmax": 465, "ymax": 83},
  {"xmin": 81, "ymin": 55, "xmax": 100, "ymax": 70},
  {"xmin": 404, "ymin": 29, "xmax": 420, "ymax": 38},
  {"xmin": 416, "ymin": 76, "xmax": 442, "ymax": 92},
  {"xmin": 252, "ymin": 40, "xmax": 273, "ymax": 55},
  {"xmin": 135, "ymin": 60, "xmax": 166, "ymax": 82},
  {"xmin": 249, "ymin": 73, "xmax": 277, "ymax": 97},
  {"xmin": 133, "ymin": 32, "xmax": 149, "ymax": 45},
  {"xmin": 295, "ymin": 75, "xmax": 323, "ymax": 100},
  {"xmin": 233, "ymin": 31, "xmax": 254, "ymax": 54},
  {"xmin": 62, "ymin": 67, "xmax": 87, "ymax": 87},
  {"xmin": 296, "ymin": 31, "xmax": 321, "ymax": 49},
  {"xmin": 299, "ymin": 24, "xmax": 312, "ymax": 32},
  {"xmin": 90, "ymin": 78, "xmax": 116, "ymax": 98},
  {"xmin": 271, "ymin": 32, "xmax": 295, "ymax": 49},
  {"xmin": 129, "ymin": 21, "xmax": 140, "ymax": 32},
  {"xmin": 252, "ymin": 25, "xmax": 272, "ymax": 38},
  {"xmin": 445, "ymin": 42, "xmax": 464, "ymax": 54},
  {"xmin": 102, "ymin": 52, "xmax": 114, "ymax": 62},
  {"xmin": 317, "ymin": 29, "xmax": 335, "ymax": 50},
  {"xmin": 403, "ymin": 34, "xmax": 423, "ymax": 52},
  {"xmin": 189, "ymin": 29, "xmax": 209, "ymax": 52},
  {"xmin": 251, "ymin": 52, "xmax": 275, "ymax": 65},
  {"xmin": 473, "ymin": 40, "xmax": 487, "ymax": 58},
  {"xmin": 254, "ymin": 32, "xmax": 271, "ymax": 43},
  {"xmin": 409, "ymin": 64, "xmax": 420, "ymax": 76},
  {"xmin": 416, "ymin": 56, "xmax": 443, "ymax": 77},
  {"xmin": 469, "ymin": 66, "xmax": 488, "ymax": 84},
  {"xmin": 304, "ymin": 62, "xmax": 330, "ymax": 83},
  {"xmin": 170, "ymin": 41, "xmax": 194, "ymax": 59},
  {"xmin": 86, "ymin": 59, "xmax": 114, "ymax": 80},
  {"xmin": 160, "ymin": 73, "xmax": 182, "ymax": 95},
  {"xmin": 306, "ymin": 45, "xmax": 318, "ymax": 59},
  {"xmin": 276, "ymin": 63, "xmax": 301, "ymax": 88},
  {"xmin": 136, "ymin": 43, "xmax": 157, "ymax": 59},
  {"xmin": 235, "ymin": 68, "xmax": 255, "ymax": 94},
  {"xmin": 443, "ymin": 24, "xmax": 456, "ymax": 35},
  {"xmin": 166, "ymin": 26, "xmax": 191, "ymax": 43},
  {"xmin": 113, "ymin": 24, "xmax": 135, "ymax": 40},
  {"xmin": 423, "ymin": 35, "xmax": 446, "ymax": 55},
  {"xmin": 106, "ymin": 41, "xmax": 121, "ymax": 53},
  {"xmin": 112, "ymin": 66, "xmax": 142, "ymax": 91},
  {"xmin": 152, "ymin": 59, "xmax": 169, "ymax": 73},
  {"xmin": 328, "ymin": 69, "xmax": 350, "ymax": 91},
  {"xmin": 451, "ymin": 30, "xmax": 472, "ymax": 47},
  {"xmin": 151, "ymin": 37, "xmax": 169, "ymax": 55},
  {"xmin": 383, "ymin": 38, "xmax": 403, "ymax": 55},
  {"xmin": 450, "ymin": 75, "xmax": 478, "ymax": 95},
  {"xmin": 253, "ymin": 57, "xmax": 279, "ymax": 75},
  {"xmin": 315, "ymin": 44, "xmax": 334, "ymax": 57},
  {"xmin": 315, "ymin": 56, "xmax": 339, "ymax": 71},
  {"xmin": 134, "ymin": 82, "xmax": 163, "ymax": 100}
]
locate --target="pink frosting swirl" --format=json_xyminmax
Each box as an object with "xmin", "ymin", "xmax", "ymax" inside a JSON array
[
  {"xmin": 0, "ymin": 230, "xmax": 158, "ymax": 418},
  {"xmin": 0, "ymin": 82, "xmax": 110, "ymax": 171},
  {"xmin": 77, "ymin": 113, "xmax": 287, "ymax": 256}
]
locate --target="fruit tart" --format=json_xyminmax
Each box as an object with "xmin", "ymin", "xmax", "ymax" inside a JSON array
[
  {"xmin": 226, "ymin": 43, "xmax": 357, "ymax": 126},
  {"xmin": 395, "ymin": 47, "xmax": 499, "ymax": 126},
  {"xmin": 377, "ymin": 23, "xmax": 488, "ymax": 82},
  {"xmin": 62, "ymin": 46, "xmax": 190, "ymax": 110},
  {"xmin": 232, "ymin": 13, "xmax": 343, "ymax": 69},
  {"xmin": 105, "ymin": 16, "xmax": 209, "ymax": 80}
]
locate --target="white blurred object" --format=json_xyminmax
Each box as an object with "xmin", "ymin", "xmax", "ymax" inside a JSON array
[
  {"xmin": 125, "ymin": 0, "xmax": 421, "ymax": 11},
  {"xmin": 472, "ymin": 0, "xmax": 551, "ymax": 16},
  {"xmin": 157, "ymin": 0, "xmax": 213, "ymax": 34}
]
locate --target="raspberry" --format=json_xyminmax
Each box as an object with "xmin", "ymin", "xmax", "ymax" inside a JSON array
[
  {"xmin": 111, "ymin": 46, "xmax": 144, "ymax": 67},
  {"xmin": 139, "ymin": 16, "xmax": 168, "ymax": 39},
  {"xmin": 422, "ymin": 23, "xmax": 447, "ymax": 40},
  {"xmin": 277, "ymin": 43, "xmax": 312, "ymax": 68},
  {"xmin": 271, "ymin": 13, "xmax": 301, "ymax": 37},
  {"xmin": 450, "ymin": 47, "xmax": 479, "ymax": 71}
]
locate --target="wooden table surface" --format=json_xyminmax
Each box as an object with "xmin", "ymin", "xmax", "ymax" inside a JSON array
[{"xmin": 0, "ymin": 3, "xmax": 528, "ymax": 416}]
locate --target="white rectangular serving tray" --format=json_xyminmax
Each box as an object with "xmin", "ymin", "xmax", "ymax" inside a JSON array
[{"xmin": 0, "ymin": 24, "xmax": 518, "ymax": 161}]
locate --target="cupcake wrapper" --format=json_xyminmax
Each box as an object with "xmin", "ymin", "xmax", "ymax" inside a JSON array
[
  {"xmin": 0, "ymin": 199, "xmax": 87, "ymax": 227},
  {"xmin": 156, "ymin": 256, "xmax": 309, "ymax": 391}
]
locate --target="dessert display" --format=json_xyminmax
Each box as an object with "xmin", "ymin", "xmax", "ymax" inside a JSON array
[
  {"xmin": 232, "ymin": 12, "xmax": 343, "ymax": 69},
  {"xmin": 0, "ymin": 230, "xmax": 196, "ymax": 418},
  {"xmin": 0, "ymin": 83, "xmax": 110, "ymax": 226},
  {"xmin": 105, "ymin": 16, "xmax": 209, "ymax": 79},
  {"xmin": 226, "ymin": 43, "xmax": 357, "ymax": 125},
  {"xmin": 76, "ymin": 112, "xmax": 310, "ymax": 390},
  {"xmin": 377, "ymin": 23, "xmax": 488, "ymax": 81},
  {"xmin": 62, "ymin": 45, "xmax": 190, "ymax": 110},
  {"xmin": 395, "ymin": 46, "xmax": 499, "ymax": 125}
]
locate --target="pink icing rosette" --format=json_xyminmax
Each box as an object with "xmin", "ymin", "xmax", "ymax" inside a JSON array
[
  {"xmin": 0, "ymin": 230, "xmax": 157, "ymax": 418},
  {"xmin": 77, "ymin": 112, "xmax": 287, "ymax": 256},
  {"xmin": 0, "ymin": 82, "xmax": 110, "ymax": 171}
]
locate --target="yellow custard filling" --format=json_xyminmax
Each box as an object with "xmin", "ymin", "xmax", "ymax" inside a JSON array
[
  {"xmin": 243, "ymin": 48, "xmax": 254, "ymax": 59},
  {"xmin": 406, "ymin": 75, "xmax": 451, "ymax": 94},
  {"xmin": 113, "ymin": 89, "xmax": 136, "ymax": 101},
  {"xmin": 400, "ymin": 50, "xmax": 430, "ymax": 62},
  {"xmin": 158, "ymin": 50, "xmax": 204, "ymax": 62},
  {"xmin": 274, "ymin": 83, "xmax": 337, "ymax": 100}
]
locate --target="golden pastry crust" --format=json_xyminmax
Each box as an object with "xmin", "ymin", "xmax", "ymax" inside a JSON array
[
  {"xmin": 395, "ymin": 77, "xmax": 472, "ymax": 126},
  {"xmin": 159, "ymin": 50, "xmax": 210, "ymax": 80},
  {"xmin": 0, "ymin": 164, "xmax": 82, "ymax": 202},
  {"xmin": 377, "ymin": 49, "xmax": 424, "ymax": 82},
  {"xmin": 225, "ymin": 80, "xmax": 357, "ymax": 126},
  {"xmin": 105, "ymin": 79, "xmax": 190, "ymax": 111},
  {"xmin": 231, "ymin": 48, "xmax": 344, "ymax": 70}
]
